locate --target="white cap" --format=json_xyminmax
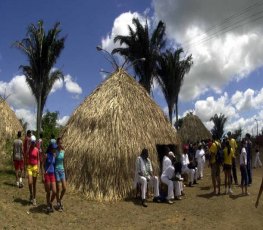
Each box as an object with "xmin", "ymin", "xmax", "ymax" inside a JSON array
[
  {"xmin": 31, "ymin": 135, "xmax": 36, "ymax": 142},
  {"xmin": 168, "ymin": 151, "xmax": 175, "ymax": 158}
]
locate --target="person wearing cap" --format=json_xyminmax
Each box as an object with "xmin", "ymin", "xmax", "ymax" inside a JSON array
[
  {"xmin": 161, "ymin": 153, "xmax": 183, "ymax": 203},
  {"xmin": 227, "ymin": 131, "xmax": 238, "ymax": 185},
  {"xmin": 42, "ymin": 143, "xmax": 57, "ymax": 213},
  {"xmin": 27, "ymin": 135, "xmax": 40, "ymax": 206},
  {"xmin": 181, "ymin": 145, "xmax": 195, "ymax": 187},
  {"xmin": 134, "ymin": 148, "xmax": 160, "ymax": 207}
]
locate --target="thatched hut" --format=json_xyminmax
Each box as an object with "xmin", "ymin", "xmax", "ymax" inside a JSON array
[
  {"xmin": 178, "ymin": 113, "xmax": 212, "ymax": 144},
  {"xmin": 0, "ymin": 97, "xmax": 23, "ymax": 152},
  {"xmin": 61, "ymin": 69, "xmax": 180, "ymax": 201}
]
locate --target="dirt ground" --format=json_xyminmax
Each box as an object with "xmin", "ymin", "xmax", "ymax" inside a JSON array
[{"xmin": 0, "ymin": 164, "xmax": 262, "ymax": 230}]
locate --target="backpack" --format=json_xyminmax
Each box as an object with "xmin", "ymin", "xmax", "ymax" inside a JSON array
[{"xmin": 215, "ymin": 143, "xmax": 224, "ymax": 165}]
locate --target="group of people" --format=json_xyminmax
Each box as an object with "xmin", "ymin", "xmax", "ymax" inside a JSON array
[
  {"xmin": 12, "ymin": 130, "xmax": 66, "ymax": 213},
  {"xmin": 134, "ymin": 131, "xmax": 263, "ymax": 208}
]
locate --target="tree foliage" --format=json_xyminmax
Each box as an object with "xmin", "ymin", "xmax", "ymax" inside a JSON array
[
  {"xmin": 112, "ymin": 18, "xmax": 166, "ymax": 93},
  {"xmin": 157, "ymin": 48, "xmax": 193, "ymax": 124},
  {"xmin": 210, "ymin": 113, "xmax": 227, "ymax": 140},
  {"xmin": 14, "ymin": 20, "xmax": 65, "ymax": 138}
]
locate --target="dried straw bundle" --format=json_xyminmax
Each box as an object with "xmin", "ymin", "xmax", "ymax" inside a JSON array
[
  {"xmin": 178, "ymin": 113, "xmax": 211, "ymax": 144},
  {"xmin": 0, "ymin": 97, "xmax": 23, "ymax": 151},
  {"xmin": 61, "ymin": 69, "xmax": 179, "ymax": 201}
]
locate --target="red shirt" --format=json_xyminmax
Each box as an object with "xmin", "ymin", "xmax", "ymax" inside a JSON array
[{"xmin": 28, "ymin": 146, "xmax": 39, "ymax": 165}]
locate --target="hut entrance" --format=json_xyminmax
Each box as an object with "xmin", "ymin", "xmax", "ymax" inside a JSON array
[{"xmin": 156, "ymin": 144, "xmax": 177, "ymax": 174}]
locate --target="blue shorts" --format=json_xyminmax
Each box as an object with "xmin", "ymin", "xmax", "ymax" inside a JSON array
[{"xmin": 55, "ymin": 170, "xmax": 66, "ymax": 182}]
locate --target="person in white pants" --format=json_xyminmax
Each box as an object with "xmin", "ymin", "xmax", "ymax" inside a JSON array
[
  {"xmin": 181, "ymin": 146, "xmax": 195, "ymax": 187},
  {"xmin": 195, "ymin": 144, "xmax": 206, "ymax": 179},
  {"xmin": 253, "ymin": 149, "xmax": 262, "ymax": 168},
  {"xmin": 134, "ymin": 148, "xmax": 160, "ymax": 207}
]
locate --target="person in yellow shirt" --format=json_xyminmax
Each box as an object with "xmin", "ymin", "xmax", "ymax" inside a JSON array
[
  {"xmin": 227, "ymin": 132, "xmax": 238, "ymax": 185},
  {"xmin": 223, "ymin": 141, "xmax": 235, "ymax": 195},
  {"xmin": 209, "ymin": 135, "xmax": 221, "ymax": 195}
]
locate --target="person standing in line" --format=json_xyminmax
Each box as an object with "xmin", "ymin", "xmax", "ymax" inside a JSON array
[
  {"xmin": 42, "ymin": 143, "xmax": 57, "ymax": 213},
  {"xmin": 55, "ymin": 137, "xmax": 67, "ymax": 211},
  {"xmin": 223, "ymin": 141, "xmax": 234, "ymax": 195},
  {"xmin": 209, "ymin": 135, "xmax": 221, "ymax": 195},
  {"xmin": 253, "ymin": 148, "xmax": 262, "ymax": 168},
  {"xmin": 23, "ymin": 130, "xmax": 31, "ymax": 177},
  {"xmin": 227, "ymin": 132, "xmax": 238, "ymax": 185},
  {"xmin": 13, "ymin": 131, "xmax": 24, "ymax": 188},
  {"xmin": 240, "ymin": 140, "xmax": 249, "ymax": 196},
  {"xmin": 245, "ymin": 133, "xmax": 252, "ymax": 185},
  {"xmin": 195, "ymin": 144, "xmax": 206, "ymax": 180},
  {"xmin": 181, "ymin": 145, "xmax": 195, "ymax": 187},
  {"xmin": 134, "ymin": 148, "xmax": 161, "ymax": 207},
  {"xmin": 27, "ymin": 135, "xmax": 39, "ymax": 206},
  {"xmin": 255, "ymin": 177, "xmax": 263, "ymax": 208}
]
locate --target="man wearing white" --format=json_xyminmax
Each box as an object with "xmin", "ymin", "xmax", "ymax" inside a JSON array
[
  {"xmin": 181, "ymin": 146, "xmax": 195, "ymax": 187},
  {"xmin": 253, "ymin": 148, "xmax": 262, "ymax": 168},
  {"xmin": 134, "ymin": 148, "xmax": 160, "ymax": 207},
  {"xmin": 195, "ymin": 144, "xmax": 206, "ymax": 179}
]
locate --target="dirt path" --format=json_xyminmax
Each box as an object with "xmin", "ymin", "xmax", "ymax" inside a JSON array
[{"xmin": 0, "ymin": 166, "xmax": 262, "ymax": 230}]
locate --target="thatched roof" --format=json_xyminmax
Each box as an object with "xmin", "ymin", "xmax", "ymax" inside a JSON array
[
  {"xmin": 61, "ymin": 69, "xmax": 180, "ymax": 201},
  {"xmin": 178, "ymin": 113, "xmax": 212, "ymax": 144},
  {"xmin": 0, "ymin": 97, "xmax": 23, "ymax": 151}
]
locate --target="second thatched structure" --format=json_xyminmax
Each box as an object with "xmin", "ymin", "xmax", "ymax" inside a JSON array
[
  {"xmin": 61, "ymin": 69, "xmax": 180, "ymax": 201},
  {"xmin": 0, "ymin": 97, "xmax": 23, "ymax": 153},
  {"xmin": 178, "ymin": 113, "xmax": 212, "ymax": 144}
]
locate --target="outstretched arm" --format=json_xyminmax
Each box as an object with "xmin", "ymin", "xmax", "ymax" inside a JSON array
[{"xmin": 255, "ymin": 177, "xmax": 263, "ymax": 208}]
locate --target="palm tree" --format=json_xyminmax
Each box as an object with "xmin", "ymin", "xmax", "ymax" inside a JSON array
[
  {"xmin": 157, "ymin": 49, "xmax": 193, "ymax": 124},
  {"xmin": 14, "ymin": 20, "xmax": 65, "ymax": 138},
  {"xmin": 210, "ymin": 113, "xmax": 228, "ymax": 139},
  {"xmin": 112, "ymin": 18, "xmax": 166, "ymax": 93}
]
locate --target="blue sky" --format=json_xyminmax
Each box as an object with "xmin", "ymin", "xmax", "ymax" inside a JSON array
[{"xmin": 0, "ymin": 0, "xmax": 263, "ymax": 136}]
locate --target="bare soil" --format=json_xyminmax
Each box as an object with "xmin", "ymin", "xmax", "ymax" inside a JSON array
[{"xmin": 0, "ymin": 165, "xmax": 262, "ymax": 230}]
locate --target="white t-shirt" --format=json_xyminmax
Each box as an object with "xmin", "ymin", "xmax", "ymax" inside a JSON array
[
  {"xmin": 240, "ymin": 147, "xmax": 247, "ymax": 165},
  {"xmin": 161, "ymin": 165, "xmax": 175, "ymax": 180},
  {"xmin": 181, "ymin": 154, "xmax": 190, "ymax": 167},
  {"xmin": 195, "ymin": 149, "xmax": 205, "ymax": 163},
  {"xmin": 162, "ymin": 156, "xmax": 172, "ymax": 172}
]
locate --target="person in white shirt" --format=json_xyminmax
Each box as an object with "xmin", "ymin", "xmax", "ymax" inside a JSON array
[
  {"xmin": 195, "ymin": 144, "xmax": 206, "ymax": 179},
  {"xmin": 181, "ymin": 146, "xmax": 196, "ymax": 187},
  {"xmin": 253, "ymin": 148, "xmax": 262, "ymax": 168},
  {"xmin": 134, "ymin": 148, "xmax": 160, "ymax": 207},
  {"xmin": 240, "ymin": 141, "xmax": 249, "ymax": 195},
  {"xmin": 162, "ymin": 147, "xmax": 172, "ymax": 172}
]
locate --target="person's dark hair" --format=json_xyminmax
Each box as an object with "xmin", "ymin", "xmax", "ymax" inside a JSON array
[
  {"xmin": 245, "ymin": 133, "xmax": 251, "ymax": 139},
  {"xmin": 39, "ymin": 132, "xmax": 43, "ymax": 138},
  {"xmin": 212, "ymin": 134, "xmax": 217, "ymax": 140},
  {"xmin": 17, "ymin": 131, "xmax": 22, "ymax": 138},
  {"xmin": 51, "ymin": 134, "xmax": 55, "ymax": 139},
  {"xmin": 256, "ymin": 149, "xmax": 259, "ymax": 152},
  {"xmin": 163, "ymin": 146, "xmax": 170, "ymax": 155},
  {"xmin": 26, "ymin": 130, "xmax": 31, "ymax": 136},
  {"xmin": 141, "ymin": 148, "xmax": 149, "ymax": 158}
]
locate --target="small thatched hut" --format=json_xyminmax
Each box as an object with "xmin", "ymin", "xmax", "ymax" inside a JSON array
[
  {"xmin": 0, "ymin": 97, "xmax": 23, "ymax": 152},
  {"xmin": 178, "ymin": 113, "xmax": 212, "ymax": 144},
  {"xmin": 61, "ymin": 69, "xmax": 180, "ymax": 201}
]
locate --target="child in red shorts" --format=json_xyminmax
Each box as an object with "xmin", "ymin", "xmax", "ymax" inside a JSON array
[
  {"xmin": 13, "ymin": 131, "xmax": 24, "ymax": 188},
  {"xmin": 42, "ymin": 143, "xmax": 57, "ymax": 213}
]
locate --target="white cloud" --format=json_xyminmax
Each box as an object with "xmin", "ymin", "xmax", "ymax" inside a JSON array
[
  {"xmin": 57, "ymin": 115, "xmax": 69, "ymax": 126},
  {"xmin": 0, "ymin": 75, "xmax": 35, "ymax": 109},
  {"xmin": 153, "ymin": 0, "xmax": 263, "ymax": 101},
  {"xmin": 15, "ymin": 108, "xmax": 36, "ymax": 130},
  {"xmin": 101, "ymin": 11, "xmax": 144, "ymax": 53},
  {"xmin": 64, "ymin": 74, "xmax": 82, "ymax": 95},
  {"xmin": 51, "ymin": 78, "xmax": 63, "ymax": 93}
]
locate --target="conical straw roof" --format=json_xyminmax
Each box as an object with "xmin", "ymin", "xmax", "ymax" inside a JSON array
[
  {"xmin": 0, "ymin": 97, "xmax": 23, "ymax": 151},
  {"xmin": 178, "ymin": 113, "xmax": 211, "ymax": 144},
  {"xmin": 61, "ymin": 69, "xmax": 179, "ymax": 201}
]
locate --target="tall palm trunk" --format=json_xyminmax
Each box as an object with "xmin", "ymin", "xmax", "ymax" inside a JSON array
[
  {"xmin": 168, "ymin": 103, "xmax": 174, "ymax": 124},
  {"xmin": 36, "ymin": 93, "xmax": 42, "ymax": 138},
  {"xmin": 175, "ymin": 101, "xmax": 179, "ymax": 129}
]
